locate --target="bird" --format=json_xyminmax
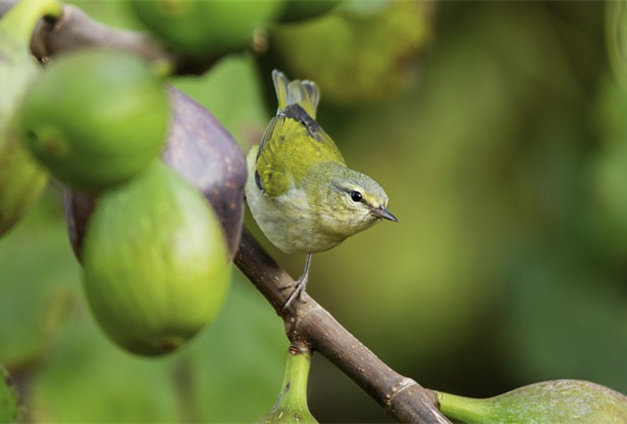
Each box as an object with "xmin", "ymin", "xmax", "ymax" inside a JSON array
[{"xmin": 245, "ymin": 70, "xmax": 397, "ymax": 309}]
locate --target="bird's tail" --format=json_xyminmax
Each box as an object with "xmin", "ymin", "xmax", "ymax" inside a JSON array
[{"xmin": 272, "ymin": 70, "xmax": 320, "ymax": 119}]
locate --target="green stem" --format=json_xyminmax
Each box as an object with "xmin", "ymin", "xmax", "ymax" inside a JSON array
[
  {"xmin": 254, "ymin": 345, "xmax": 317, "ymax": 424},
  {"xmin": 0, "ymin": 0, "xmax": 63, "ymax": 48},
  {"xmin": 436, "ymin": 391, "xmax": 491, "ymax": 424},
  {"xmin": 276, "ymin": 346, "xmax": 312, "ymax": 414}
]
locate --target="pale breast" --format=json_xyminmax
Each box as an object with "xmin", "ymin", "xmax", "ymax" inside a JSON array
[{"xmin": 245, "ymin": 180, "xmax": 345, "ymax": 254}]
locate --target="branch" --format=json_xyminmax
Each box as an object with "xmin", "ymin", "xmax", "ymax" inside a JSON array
[
  {"xmin": 29, "ymin": 4, "xmax": 168, "ymax": 64},
  {"xmin": 0, "ymin": 2, "xmax": 451, "ymax": 422},
  {"xmin": 1, "ymin": 0, "xmax": 215, "ymax": 75},
  {"xmin": 235, "ymin": 228, "xmax": 450, "ymax": 424}
]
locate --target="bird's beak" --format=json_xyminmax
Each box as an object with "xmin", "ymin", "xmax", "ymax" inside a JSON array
[{"xmin": 373, "ymin": 205, "xmax": 398, "ymax": 222}]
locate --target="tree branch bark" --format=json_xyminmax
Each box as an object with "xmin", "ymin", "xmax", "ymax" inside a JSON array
[
  {"xmin": 235, "ymin": 228, "xmax": 450, "ymax": 424},
  {"xmin": 1, "ymin": 0, "xmax": 228, "ymax": 75},
  {"xmin": 29, "ymin": 4, "xmax": 169, "ymax": 64},
  {"xmin": 0, "ymin": 2, "xmax": 451, "ymax": 422}
]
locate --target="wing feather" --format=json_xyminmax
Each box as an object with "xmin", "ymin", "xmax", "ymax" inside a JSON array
[{"xmin": 255, "ymin": 72, "xmax": 346, "ymax": 198}]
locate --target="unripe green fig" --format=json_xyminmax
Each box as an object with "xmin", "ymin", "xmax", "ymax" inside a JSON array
[
  {"xmin": 0, "ymin": 0, "xmax": 61, "ymax": 236},
  {"xmin": 64, "ymin": 86, "xmax": 246, "ymax": 261},
  {"xmin": 436, "ymin": 380, "xmax": 627, "ymax": 424},
  {"xmin": 254, "ymin": 346, "xmax": 318, "ymax": 424},
  {"xmin": 278, "ymin": 0, "xmax": 344, "ymax": 23},
  {"xmin": 82, "ymin": 161, "xmax": 230, "ymax": 356},
  {"xmin": 19, "ymin": 49, "xmax": 168, "ymax": 193},
  {"xmin": 268, "ymin": 0, "xmax": 432, "ymax": 105},
  {"xmin": 128, "ymin": 0, "xmax": 284, "ymax": 59}
]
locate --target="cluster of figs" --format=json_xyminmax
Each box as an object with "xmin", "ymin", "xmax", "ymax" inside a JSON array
[
  {"xmin": 0, "ymin": 0, "xmax": 413, "ymax": 356},
  {"xmin": 1, "ymin": 0, "xmax": 253, "ymax": 356}
]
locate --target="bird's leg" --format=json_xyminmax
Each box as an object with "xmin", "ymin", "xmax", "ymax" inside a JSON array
[{"xmin": 281, "ymin": 253, "xmax": 312, "ymax": 310}]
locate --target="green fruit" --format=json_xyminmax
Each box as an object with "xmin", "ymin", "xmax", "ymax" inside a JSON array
[
  {"xmin": 0, "ymin": 145, "xmax": 45, "ymax": 236},
  {"xmin": 269, "ymin": 0, "xmax": 432, "ymax": 105},
  {"xmin": 63, "ymin": 86, "xmax": 247, "ymax": 262},
  {"xmin": 129, "ymin": 0, "xmax": 284, "ymax": 59},
  {"xmin": 82, "ymin": 162, "xmax": 230, "ymax": 356},
  {"xmin": 0, "ymin": 0, "xmax": 61, "ymax": 236},
  {"xmin": 278, "ymin": 0, "xmax": 344, "ymax": 23},
  {"xmin": 19, "ymin": 49, "xmax": 168, "ymax": 193},
  {"xmin": 437, "ymin": 380, "xmax": 627, "ymax": 424}
]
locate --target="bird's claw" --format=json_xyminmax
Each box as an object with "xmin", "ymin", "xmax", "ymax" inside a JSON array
[
  {"xmin": 281, "ymin": 275, "xmax": 308, "ymax": 311},
  {"xmin": 280, "ymin": 254, "xmax": 312, "ymax": 311},
  {"xmin": 279, "ymin": 281, "xmax": 295, "ymax": 291}
]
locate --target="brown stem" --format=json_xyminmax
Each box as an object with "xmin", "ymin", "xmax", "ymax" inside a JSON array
[
  {"xmin": 1, "ymin": 0, "xmax": 216, "ymax": 75},
  {"xmin": 235, "ymin": 228, "xmax": 450, "ymax": 424},
  {"xmin": 28, "ymin": 4, "xmax": 169, "ymax": 64}
]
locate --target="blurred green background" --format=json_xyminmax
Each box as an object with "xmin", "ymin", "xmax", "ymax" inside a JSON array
[{"xmin": 2, "ymin": 0, "xmax": 627, "ymax": 422}]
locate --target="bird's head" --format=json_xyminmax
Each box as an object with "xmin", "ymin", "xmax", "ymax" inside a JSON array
[{"xmin": 305, "ymin": 163, "xmax": 397, "ymax": 239}]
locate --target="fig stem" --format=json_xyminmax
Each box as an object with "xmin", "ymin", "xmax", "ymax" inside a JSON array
[
  {"xmin": 277, "ymin": 345, "xmax": 312, "ymax": 414},
  {"xmin": 0, "ymin": 0, "xmax": 62, "ymax": 49},
  {"xmin": 433, "ymin": 391, "xmax": 489, "ymax": 424},
  {"xmin": 0, "ymin": 0, "xmax": 211, "ymax": 76}
]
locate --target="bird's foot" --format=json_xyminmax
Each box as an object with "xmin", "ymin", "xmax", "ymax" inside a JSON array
[
  {"xmin": 280, "ymin": 274, "xmax": 308, "ymax": 311},
  {"xmin": 280, "ymin": 254, "xmax": 312, "ymax": 311}
]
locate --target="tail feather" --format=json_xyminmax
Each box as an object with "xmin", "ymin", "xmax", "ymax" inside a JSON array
[{"xmin": 272, "ymin": 70, "xmax": 319, "ymax": 119}]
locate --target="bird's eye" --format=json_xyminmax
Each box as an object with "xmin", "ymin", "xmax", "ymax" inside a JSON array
[{"xmin": 350, "ymin": 190, "xmax": 363, "ymax": 203}]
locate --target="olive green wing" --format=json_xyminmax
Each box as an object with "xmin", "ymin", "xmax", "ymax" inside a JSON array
[{"xmin": 255, "ymin": 104, "xmax": 346, "ymax": 198}]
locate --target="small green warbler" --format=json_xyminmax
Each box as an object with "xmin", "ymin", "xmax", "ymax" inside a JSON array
[{"xmin": 246, "ymin": 70, "xmax": 397, "ymax": 308}]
